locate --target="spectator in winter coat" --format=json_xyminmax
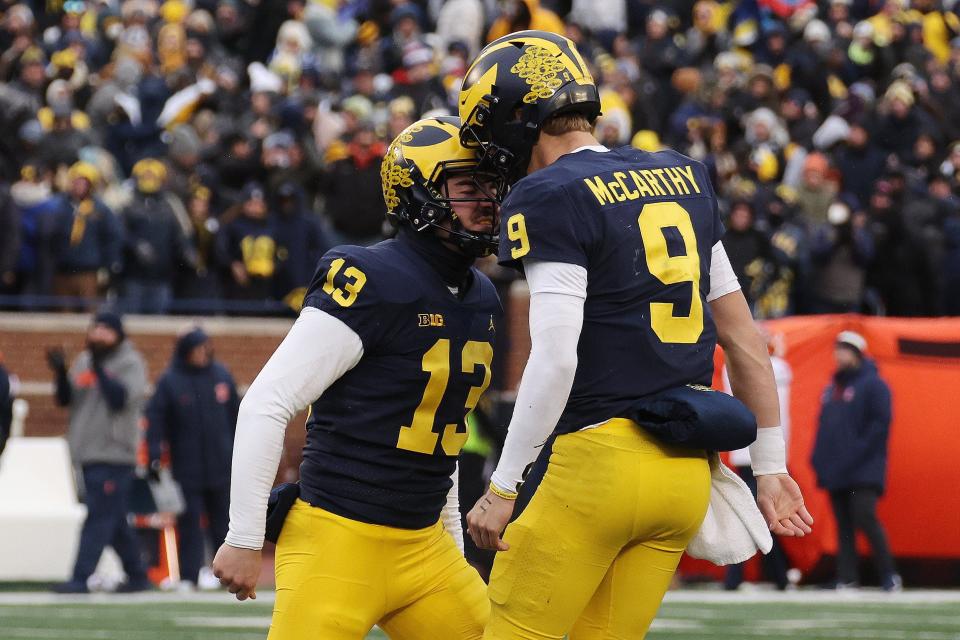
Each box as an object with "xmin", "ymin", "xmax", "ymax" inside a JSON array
[
  {"xmin": 875, "ymin": 81, "xmax": 933, "ymax": 159},
  {"xmin": 49, "ymin": 162, "xmax": 123, "ymax": 310},
  {"xmin": 722, "ymin": 200, "xmax": 775, "ymax": 312},
  {"xmin": 809, "ymin": 201, "xmax": 874, "ymax": 313},
  {"xmin": 833, "ymin": 119, "xmax": 887, "ymax": 208},
  {"xmin": 319, "ymin": 126, "xmax": 386, "ymax": 246},
  {"xmin": 272, "ymin": 181, "xmax": 326, "ymax": 311},
  {"xmin": 177, "ymin": 185, "xmax": 222, "ymax": 306},
  {"xmin": 811, "ymin": 331, "xmax": 901, "ymax": 592},
  {"xmin": 146, "ymin": 327, "xmax": 239, "ymax": 588},
  {"xmin": 795, "ymin": 152, "xmax": 838, "ymax": 226},
  {"xmin": 0, "ymin": 180, "xmax": 19, "ymax": 298},
  {"xmin": 9, "ymin": 163, "xmax": 58, "ymax": 303},
  {"xmin": 121, "ymin": 158, "xmax": 189, "ymax": 314},
  {"xmin": 486, "ymin": 0, "xmax": 565, "ymax": 43},
  {"xmin": 48, "ymin": 311, "xmax": 150, "ymax": 593},
  {"xmin": 218, "ymin": 181, "xmax": 278, "ymax": 302},
  {"xmin": 435, "ymin": 0, "xmax": 485, "ymax": 57},
  {"xmin": 942, "ymin": 212, "xmax": 960, "ymax": 315},
  {"xmin": 867, "ymin": 182, "xmax": 935, "ymax": 316}
]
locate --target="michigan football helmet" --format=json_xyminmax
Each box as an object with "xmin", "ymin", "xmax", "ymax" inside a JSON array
[
  {"xmin": 382, "ymin": 115, "xmax": 502, "ymax": 257},
  {"xmin": 458, "ymin": 30, "xmax": 601, "ymax": 184}
]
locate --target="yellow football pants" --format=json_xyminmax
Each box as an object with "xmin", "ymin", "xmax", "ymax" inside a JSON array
[
  {"xmin": 485, "ymin": 418, "xmax": 711, "ymax": 640},
  {"xmin": 269, "ymin": 499, "xmax": 489, "ymax": 640}
]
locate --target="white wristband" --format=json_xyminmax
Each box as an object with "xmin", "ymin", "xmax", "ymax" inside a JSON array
[{"xmin": 749, "ymin": 426, "xmax": 788, "ymax": 476}]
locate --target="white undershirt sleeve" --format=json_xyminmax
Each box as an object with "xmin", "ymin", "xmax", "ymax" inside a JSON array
[
  {"xmin": 225, "ymin": 306, "xmax": 364, "ymax": 550},
  {"xmin": 440, "ymin": 463, "xmax": 463, "ymax": 552},
  {"xmin": 489, "ymin": 260, "xmax": 586, "ymax": 494},
  {"xmin": 707, "ymin": 241, "xmax": 741, "ymax": 302}
]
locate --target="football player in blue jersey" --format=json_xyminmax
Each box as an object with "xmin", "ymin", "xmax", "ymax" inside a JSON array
[
  {"xmin": 212, "ymin": 116, "xmax": 503, "ymax": 640},
  {"xmin": 458, "ymin": 31, "xmax": 814, "ymax": 639}
]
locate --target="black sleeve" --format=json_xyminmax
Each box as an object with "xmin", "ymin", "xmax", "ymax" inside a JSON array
[
  {"xmin": 53, "ymin": 367, "xmax": 72, "ymax": 407},
  {"xmin": 93, "ymin": 363, "xmax": 128, "ymax": 411}
]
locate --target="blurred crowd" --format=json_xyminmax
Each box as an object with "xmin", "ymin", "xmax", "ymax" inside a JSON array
[{"xmin": 1, "ymin": 0, "xmax": 959, "ymax": 316}]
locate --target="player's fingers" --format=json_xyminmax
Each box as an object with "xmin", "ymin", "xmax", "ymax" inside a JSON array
[
  {"xmin": 494, "ymin": 534, "xmax": 510, "ymax": 552},
  {"xmin": 797, "ymin": 504, "xmax": 815, "ymax": 526},
  {"xmin": 466, "ymin": 515, "xmax": 481, "ymax": 546},
  {"xmin": 482, "ymin": 524, "xmax": 501, "ymax": 550},
  {"xmin": 789, "ymin": 512, "xmax": 812, "ymax": 534},
  {"xmin": 757, "ymin": 499, "xmax": 779, "ymax": 529},
  {"xmin": 780, "ymin": 518, "xmax": 805, "ymax": 537},
  {"xmin": 476, "ymin": 527, "xmax": 493, "ymax": 550},
  {"xmin": 769, "ymin": 520, "xmax": 795, "ymax": 536}
]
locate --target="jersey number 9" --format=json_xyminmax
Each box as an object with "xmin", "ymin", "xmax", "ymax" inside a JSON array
[{"xmin": 638, "ymin": 202, "xmax": 703, "ymax": 344}]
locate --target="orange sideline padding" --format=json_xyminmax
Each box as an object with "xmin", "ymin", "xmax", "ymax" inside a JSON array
[{"xmin": 679, "ymin": 315, "xmax": 960, "ymax": 581}]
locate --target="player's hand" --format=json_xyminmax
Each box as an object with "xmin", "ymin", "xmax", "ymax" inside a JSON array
[
  {"xmin": 466, "ymin": 490, "xmax": 514, "ymax": 552},
  {"xmin": 45, "ymin": 347, "xmax": 67, "ymax": 372},
  {"xmin": 756, "ymin": 473, "xmax": 814, "ymax": 537},
  {"xmin": 212, "ymin": 543, "xmax": 262, "ymax": 601}
]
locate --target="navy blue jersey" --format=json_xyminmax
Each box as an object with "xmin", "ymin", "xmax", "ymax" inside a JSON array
[
  {"xmin": 498, "ymin": 146, "xmax": 724, "ymax": 435},
  {"xmin": 300, "ymin": 239, "xmax": 502, "ymax": 529}
]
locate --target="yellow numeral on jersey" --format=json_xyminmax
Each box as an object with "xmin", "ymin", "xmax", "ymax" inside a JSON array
[
  {"xmin": 321, "ymin": 258, "xmax": 367, "ymax": 307},
  {"xmin": 240, "ymin": 236, "xmax": 276, "ymax": 277},
  {"xmin": 506, "ymin": 213, "xmax": 530, "ymax": 260},
  {"xmin": 397, "ymin": 339, "xmax": 493, "ymax": 456},
  {"xmin": 638, "ymin": 202, "xmax": 703, "ymax": 344}
]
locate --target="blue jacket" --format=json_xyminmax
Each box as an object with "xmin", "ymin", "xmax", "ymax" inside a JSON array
[
  {"xmin": 50, "ymin": 195, "xmax": 123, "ymax": 274},
  {"xmin": 145, "ymin": 334, "xmax": 239, "ymax": 489},
  {"xmin": 811, "ymin": 360, "xmax": 892, "ymax": 493}
]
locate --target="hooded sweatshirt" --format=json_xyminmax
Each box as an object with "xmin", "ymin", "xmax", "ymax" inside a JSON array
[{"xmin": 66, "ymin": 340, "xmax": 148, "ymax": 466}]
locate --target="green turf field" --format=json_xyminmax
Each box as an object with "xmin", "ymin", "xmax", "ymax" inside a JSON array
[{"xmin": 1, "ymin": 590, "xmax": 959, "ymax": 639}]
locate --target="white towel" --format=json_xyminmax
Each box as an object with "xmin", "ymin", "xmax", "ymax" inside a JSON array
[{"xmin": 686, "ymin": 453, "xmax": 773, "ymax": 566}]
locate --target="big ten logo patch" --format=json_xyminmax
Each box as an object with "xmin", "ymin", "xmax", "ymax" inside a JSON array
[{"xmin": 418, "ymin": 313, "xmax": 445, "ymax": 328}]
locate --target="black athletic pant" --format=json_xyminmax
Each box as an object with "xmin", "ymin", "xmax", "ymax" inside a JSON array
[{"xmin": 829, "ymin": 487, "xmax": 897, "ymax": 584}]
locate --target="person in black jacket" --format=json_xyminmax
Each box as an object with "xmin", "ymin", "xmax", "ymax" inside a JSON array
[
  {"xmin": 145, "ymin": 327, "xmax": 239, "ymax": 588},
  {"xmin": 811, "ymin": 331, "xmax": 901, "ymax": 591},
  {"xmin": 121, "ymin": 158, "xmax": 190, "ymax": 314},
  {"xmin": 49, "ymin": 162, "xmax": 123, "ymax": 310},
  {"xmin": 272, "ymin": 181, "xmax": 327, "ymax": 311},
  {"xmin": 217, "ymin": 181, "xmax": 278, "ymax": 302},
  {"xmin": 319, "ymin": 125, "xmax": 387, "ymax": 246}
]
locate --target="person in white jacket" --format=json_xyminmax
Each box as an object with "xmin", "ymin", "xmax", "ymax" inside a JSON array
[{"xmin": 212, "ymin": 116, "xmax": 503, "ymax": 640}]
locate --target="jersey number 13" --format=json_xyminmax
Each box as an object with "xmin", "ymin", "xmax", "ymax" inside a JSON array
[{"xmin": 396, "ymin": 339, "xmax": 493, "ymax": 456}]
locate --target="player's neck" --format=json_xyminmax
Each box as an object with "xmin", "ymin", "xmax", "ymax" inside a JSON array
[
  {"xmin": 528, "ymin": 131, "xmax": 601, "ymax": 173},
  {"xmin": 397, "ymin": 226, "xmax": 474, "ymax": 290}
]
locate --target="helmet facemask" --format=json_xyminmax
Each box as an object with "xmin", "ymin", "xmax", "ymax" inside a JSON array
[
  {"xmin": 434, "ymin": 159, "xmax": 504, "ymax": 258},
  {"xmin": 384, "ymin": 116, "xmax": 504, "ymax": 258}
]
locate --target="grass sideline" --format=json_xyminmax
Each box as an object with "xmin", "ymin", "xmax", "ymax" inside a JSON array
[{"xmin": 1, "ymin": 590, "xmax": 959, "ymax": 639}]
